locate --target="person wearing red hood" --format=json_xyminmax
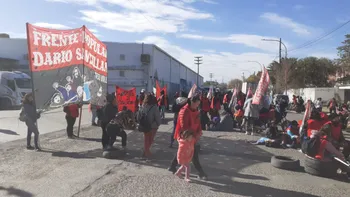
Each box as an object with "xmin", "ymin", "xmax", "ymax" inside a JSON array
[
  {"xmin": 306, "ymin": 111, "xmax": 324, "ymax": 137},
  {"xmin": 325, "ymin": 113, "xmax": 350, "ymax": 160},
  {"xmin": 168, "ymin": 94, "xmax": 207, "ymax": 180},
  {"xmin": 319, "ymin": 112, "xmax": 329, "ymax": 125}
]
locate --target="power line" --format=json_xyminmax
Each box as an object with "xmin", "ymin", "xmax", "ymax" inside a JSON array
[
  {"xmin": 127, "ymin": 0, "xmax": 159, "ymax": 31},
  {"xmin": 289, "ymin": 19, "xmax": 350, "ymax": 53}
]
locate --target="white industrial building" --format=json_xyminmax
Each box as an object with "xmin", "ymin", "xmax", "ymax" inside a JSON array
[{"xmin": 0, "ymin": 37, "xmax": 203, "ymax": 98}]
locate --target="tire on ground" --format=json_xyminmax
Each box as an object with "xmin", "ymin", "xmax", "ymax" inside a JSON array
[
  {"xmin": 271, "ymin": 155, "xmax": 300, "ymax": 170},
  {"xmin": 304, "ymin": 155, "xmax": 337, "ymax": 178}
]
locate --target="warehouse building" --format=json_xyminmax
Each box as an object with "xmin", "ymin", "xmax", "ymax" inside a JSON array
[{"xmin": 0, "ymin": 36, "xmax": 203, "ymax": 98}]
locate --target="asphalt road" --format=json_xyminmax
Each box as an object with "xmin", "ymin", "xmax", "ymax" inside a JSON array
[
  {"xmin": 0, "ymin": 111, "xmax": 349, "ymax": 197},
  {"xmin": 0, "ymin": 106, "xmax": 91, "ymax": 143}
]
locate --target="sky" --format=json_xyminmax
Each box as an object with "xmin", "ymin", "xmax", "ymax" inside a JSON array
[{"xmin": 1, "ymin": 0, "xmax": 350, "ymax": 82}]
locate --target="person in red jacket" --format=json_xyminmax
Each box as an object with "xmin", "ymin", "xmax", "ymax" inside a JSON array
[
  {"xmin": 63, "ymin": 103, "xmax": 81, "ymax": 139},
  {"xmin": 200, "ymin": 93, "xmax": 210, "ymax": 129},
  {"xmin": 168, "ymin": 94, "xmax": 207, "ymax": 180},
  {"xmin": 306, "ymin": 111, "xmax": 324, "ymax": 137},
  {"xmin": 325, "ymin": 114, "xmax": 350, "ymax": 160}
]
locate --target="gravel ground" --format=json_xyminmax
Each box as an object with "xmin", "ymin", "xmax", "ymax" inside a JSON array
[{"xmin": 0, "ymin": 113, "xmax": 349, "ymax": 197}]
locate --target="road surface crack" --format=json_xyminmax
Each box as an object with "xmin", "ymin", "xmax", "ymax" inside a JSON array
[{"xmin": 71, "ymin": 162, "xmax": 123, "ymax": 197}]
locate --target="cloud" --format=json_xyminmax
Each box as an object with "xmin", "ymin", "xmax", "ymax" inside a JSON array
[
  {"xmin": 260, "ymin": 12, "xmax": 311, "ymax": 36},
  {"xmin": 137, "ymin": 36, "xmax": 276, "ymax": 81},
  {"xmin": 179, "ymin": 33, "xmax": 291, "ymax": 53},
  {"xmin": 47, "ymin": 0, "xmax": 214, "ymax": 33},
  {"xmin": 293, "ymin": 4, "xmax": 304, "ymax": 10},
  {"xmin": 32, "ymin": 22, "xmax": 71, "ymax": 29}
]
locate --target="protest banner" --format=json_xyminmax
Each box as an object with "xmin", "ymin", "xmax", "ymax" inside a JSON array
[
  {"xmin": 252, "ymin": 66, "xmax": 270, "ymax": 104},
  {"xmin": 115, "ymin": 87, "xmax": 136, "ymax": 112},
  {"xmin": 26, "ymin": 23, "xmax": 107, "ymax": 110}
]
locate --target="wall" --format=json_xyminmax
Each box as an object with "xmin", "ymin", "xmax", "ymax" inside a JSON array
[
  {"xmin": 0, "ymin": 38, "xmax": 29, "ymax": 71},
  {"xmin": 105, "ymin": 42, "xmax": 153, "ymax": 94},
  {"xmin": 286, "ymin": 87, "xmax": 345, "ymax": 102}
]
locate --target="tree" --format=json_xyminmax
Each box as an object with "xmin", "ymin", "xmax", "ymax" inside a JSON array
[
  {"xmin": 268, "ymin": 57, "xmax": 336, "ymax": 91},
  {"xmin": 336, "ymin": 34, "xmax": 350, "ymax": 83},
  {"xmin": 245, "ymin": 74, "xmax": 260, "ymax": 83},
  {"xmin": 227, "ymin": 79, "xmax": 242, "ymax": 89}
]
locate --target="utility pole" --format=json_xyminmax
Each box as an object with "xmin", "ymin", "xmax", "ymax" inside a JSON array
[
  {"xmin": 194, "ymin": 56, "xmax": 203, "ymax": 85},
  {"xmin": 209, "ymin": 73, "xmax": 213, "ymax": 85}
]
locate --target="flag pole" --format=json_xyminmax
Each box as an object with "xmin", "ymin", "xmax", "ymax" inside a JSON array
[
  {"xmin": 77, "ymin": 25, "xmax": 86, "ymax": 138},
  {"xmin": 26, "ymin": 23, "xmax": 42, "ymax": 147}
]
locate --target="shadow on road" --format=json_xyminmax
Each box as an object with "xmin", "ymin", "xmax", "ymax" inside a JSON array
[
  {"xmin": 0, "ymin": 186, "xmax": 33, "ymax": 197},
  {"xmin": 39, "ymin": 148, "xmax": 102, "ymax": 159},
  {"xmin": 160, "ymin": 117, "xmax": 172, "ymax": 125},
  {"xmin": 122, "ymin": 131, "xmax": 317, "ymax": 197},
  {"xmin": 0, "ymin": 129, "xmax": 19, "ymax": 136}
]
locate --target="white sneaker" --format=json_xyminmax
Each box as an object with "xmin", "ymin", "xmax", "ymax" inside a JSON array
[
  {"xmin": 251, "ymin": 132, "xmax": 255, "ymax": 136},
  {"xmin": 245, "ymin": 131, "xmax": 251, "ymax": 135}
]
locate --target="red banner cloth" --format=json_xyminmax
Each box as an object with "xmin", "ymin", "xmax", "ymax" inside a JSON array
[{"xmin": 115, "ymin": 86, "xmax": 136, "ymax": 112}]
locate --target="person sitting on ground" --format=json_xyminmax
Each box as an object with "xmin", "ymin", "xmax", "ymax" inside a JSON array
[
  {"xmin": 324, "ymin": 114, "xmax": 350, "ymax": 161},
  {"xmin": 305, "ymin": 110, "xmax": 324, "ymax": 138},
  {"xmin": 285, "ymin": 120, "xmax": 300, "ymax": 148},
  {"xmin": 251, "ymin": 121, "xmax": 285, "ymax": 148},
  {"xmin": 208, "ymin": 116, "xmax": 220, "ymax": 131},
  {"xmin": 217, "ymin": 111, "xmax": 234, "ymax": 131}
]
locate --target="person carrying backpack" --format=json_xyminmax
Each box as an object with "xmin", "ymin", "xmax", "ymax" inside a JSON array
[{"xmin": 137, "ymin": 93, "xmax": 161, "ymax": 158}]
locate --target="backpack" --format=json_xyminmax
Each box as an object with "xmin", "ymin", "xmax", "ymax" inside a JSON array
[
  {"xmin": 19, "ymin": 107, "xmax": 27, "ymax": 122},
  {"xmin": 301, "ymin": 136, "xmax": 321, "ymax": 157},
  {"xmin": 138, "ymin": 106, "xmax": 154, "ymax": 133}
]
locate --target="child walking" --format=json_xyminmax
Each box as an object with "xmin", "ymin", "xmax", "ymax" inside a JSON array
[{"xmin": 175, "ymin": 130, "xmax": 195, "ymax": 182}]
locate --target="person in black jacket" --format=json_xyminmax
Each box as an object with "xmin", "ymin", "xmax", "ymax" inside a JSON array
[{"xmin": 98, "ymin": 94, "xmax": 118, "ymax": 150}]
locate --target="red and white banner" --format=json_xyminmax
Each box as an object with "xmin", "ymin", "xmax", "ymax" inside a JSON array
[
  {"xmin": 26, "ymin": 23, "xmax": 107, "ymax": 109},
  {"xmin": 252, "ymin": 66, "xmax": 270, "ymax": 104},
  {"xmin": 188, "ymin": 84, "xmax": 198, "ymax": 98}
]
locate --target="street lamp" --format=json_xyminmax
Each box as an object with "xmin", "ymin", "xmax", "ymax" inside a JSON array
[
  {"xmin": 262, "ymin": 38, "xmax": 288, "ymax": 94},
  {"xmin": 261, "ymin": 38, "xmax": 287, "ymax": 58},
  {"xmin": 247, "ymin": 60, "xmax": 263, "ymax": 68}
]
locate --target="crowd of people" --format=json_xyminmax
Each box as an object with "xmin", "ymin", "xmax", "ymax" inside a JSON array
[{"xmin": 19, "ymin": 87, "xmax": 350, "ymax": 181}]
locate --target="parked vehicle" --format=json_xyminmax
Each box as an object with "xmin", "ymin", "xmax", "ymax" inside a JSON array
[{"xmin": 0, "ymin": 71, "xmax": 31, "ymax": 110}]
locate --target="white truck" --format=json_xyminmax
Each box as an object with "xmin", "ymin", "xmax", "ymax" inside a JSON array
[{"xmin": 0, "ymin": 71, "xmax": 32, "ymax": 110}]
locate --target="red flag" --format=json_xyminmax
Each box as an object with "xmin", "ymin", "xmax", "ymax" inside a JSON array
[{"xmin": 252, "ymin": 66, "xmax": 270, "ymax": 104}]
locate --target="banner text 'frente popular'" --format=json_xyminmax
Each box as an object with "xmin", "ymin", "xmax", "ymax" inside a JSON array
[{"xmin": 27, "ymin": 24, "xmax": 107, "ymax": 76}]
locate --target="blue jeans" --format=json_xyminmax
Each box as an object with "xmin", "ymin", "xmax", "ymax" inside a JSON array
[
  {"xmin": 170, "ymin": 118, "xmax": 177, "ymax": 145},
  {"xmin": 160, "ymin": 105, "xmax": 165, "ymax": 119},
  {"xmin": 91, "ymin": 109, "xmax": 97, "ymax": 124}
]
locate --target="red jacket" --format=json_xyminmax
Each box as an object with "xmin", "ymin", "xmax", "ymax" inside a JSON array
[
  {"xmin": 64, "ymin": 104, "xmax": 79, "ymax": 118},
  {"xmin": 201, "ymin": 97, "xmax": 210, "ymax": 112},
  {"xmin": 210, "ymin": 97, "xmax": 221, "ymax": 111},
  {"xmin": 307, "ymin": 119, "xmax": 323, "ymax": 137},
  {"xmin": 174, "ymin": 104, "xmax": 202, "ymax": 141},
  {"xmin": 223, "ymin": 94, "xmax": 229, "ymax": 104}
]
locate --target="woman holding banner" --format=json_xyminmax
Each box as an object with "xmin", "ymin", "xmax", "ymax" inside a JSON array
[{"xmin": 21, "ymin": 93, "xmax": 41, "ymax": 151}]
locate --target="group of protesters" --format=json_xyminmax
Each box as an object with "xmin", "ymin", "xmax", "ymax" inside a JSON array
[{"xmin": 20, "ymin": 85, "xmax": 350, "ymax": 181}]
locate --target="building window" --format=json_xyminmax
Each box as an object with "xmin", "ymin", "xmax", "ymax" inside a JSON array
[
  {"xmin": 120, "ymin": 54, "xmax": 125, "ymax": 61},
  {"xmin": 119, "ymin": 70, "xmax": 125, "ymax": 77}
]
